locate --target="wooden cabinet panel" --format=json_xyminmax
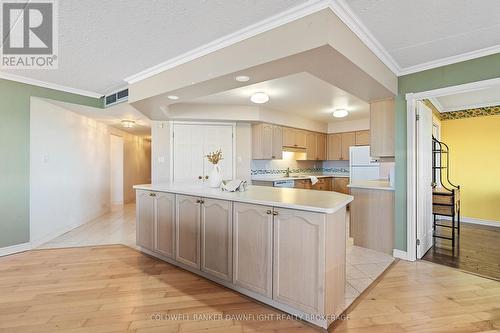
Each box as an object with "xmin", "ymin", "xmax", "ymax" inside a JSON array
[
  {"xmin": 136, "ymin": 191, "xmax": 155, "ymax": 251},
  {"xmin": 282, "ymin": 127, "xmax": 296, "ymax": 147},
  {"xmin": 311, "ymin": 178, "xmax": 331, "ymax": 191},
  {"xmin": 155, "ymin": 192, "xmax": 175, "ymax": 258},
  {"xmin": 350, "ymin": 188, "xmax": 394, "ymax": 255},
  {"xmin": 327, "ymin": 134, "xmax": 342, "ymax": 160},
  {"xmin": 341, "ymin": 132, "xmax": 355, "ymax": 160},
  {"xmin": 295, "ymin": 130, "xmax": 307, "ymax": 148},
  {"xmin": 305, "ymin": 132, "xmax": 317, "ymax": 160},
  {"xmin": 355, "ymin": 130, "xmax": 370, "ymax": 146},
  {"xmin": 317, "ymin": 134, "xmax": 326, "ymax": 160},
  {"xmin": 273, "ymin": 208, "xmax": 325, "ymax": 314},
  {"xmin": 332, "ymin": 177, "xmax": 350, "ymax": 195},
  {"xmin": 201, "ymin": 198, "xmax": 233, "ymax": 281},
  {"xmin": 233, "ymin": 203, "xmax": 273, "ymax": 297},
  {"xmin": 272, "ymin": 125, "xmax": 283, "ymax": 159},
  {"xmin": 294, "ymin": 179, "xmax": 312, "ymax": 190},
  {"xmin": 175, "ymin": 194, "xmax": 201, "ymax": 269},
  {"xmin": 370, "ymin": 98, "xmax": 395, "ymax": 157}
]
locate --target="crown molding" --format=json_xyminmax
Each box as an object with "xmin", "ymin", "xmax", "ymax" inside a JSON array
[
  {"xmin": 328, "ymin": 0, "xmax": 401, "ymax": 75},
  {"xmin": 441, "ymin": 100, "xmax": 500, "ymax": 113},
  {"xmin": 0, "ymin": 72, "xmax": 103, "ymax": 99},
  {"xmin": 398, "ymin": 44, "xmax": 500, "ymax": 76},
  {"xmin": 427, "ymin": 97, "xmax": 443, "ymax": 112},
  {"xmin": 124, "ymin": 0, "xmax": 332, "ymax": 84}
]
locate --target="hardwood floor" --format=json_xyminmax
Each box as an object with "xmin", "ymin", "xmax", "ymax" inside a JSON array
[
  {"xmin": 423, "ymin": 221, "xmax": 500, "ymax": 281},
  {"xmin": 0, "ymin": 245, "xmax": 498, "ymax": 332}
]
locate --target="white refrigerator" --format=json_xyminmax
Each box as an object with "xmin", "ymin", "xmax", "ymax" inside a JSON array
[{"xmin": 349, "ymin": 146, "xmax": 380, "ymax": 181}]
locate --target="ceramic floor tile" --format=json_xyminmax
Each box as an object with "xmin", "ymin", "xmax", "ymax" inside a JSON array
[
  {"xmin": 354, "ymin": 263, "xmax": 386, "ymax": 279},
  {"xmin": 345, "ymin": 282, "xmax": 361, "ymax": 298},
  {"xmin": 347, "ymin": 264, "xmax": 370, "ymax": 279},
  {"xmin": 348, "ymin": 278, "xmax": 373, "ymax": 294}
]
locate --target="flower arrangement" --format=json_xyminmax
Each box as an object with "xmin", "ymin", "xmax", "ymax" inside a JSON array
[{"xmin": 206, "ymin": 149, "xmax": 223, "ymax": 165}]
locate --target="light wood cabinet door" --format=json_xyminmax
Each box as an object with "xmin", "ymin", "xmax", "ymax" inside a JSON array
[
  {"xmin": 327, "ymin": 134, "xmax": 342, "ymax": 160},
  {"xmin": 295, "ymin": 130, "xmax": 307, "ymax": 148},
  {"xmin": 341, "ymin": 132, "xmax": 355, "ymax": 160},
  {"xmin": 332, "ymin": 177, "xmax": 350, "ymax": 195},
  {"xmin": 155, "ymin": 192, "xmax": 175, "ymax": 258},
  {"xmin": 175, "ymin": 194, "xmax": 201, "ymax": 269},
  {"xmin": 370, "ymin": 98, "xmax": 395, "ymax": 157},
  {"xmin": 282, "ymin": 127, "xmax": 296, "ymax": 147},
  {"xmin": 306, "ymin": 132, "xmax": 317, "ymax": 160},
  {"xmin": 273, "ymin": 208, "xmax": 326, "ymax": 314},
  {"xmin": 136, "ymin": 191, "xmax": 155, "ymax": 251},
  {"xmin": 316, "ymin": 134, "xmax": 326, "ymax": 160},
  {"xmin": 311, "ymin": 177, "xmax": 331, "ymax": 191},
  {"xmin": 271, "ymin": 125, "xmax": 283, "ymax": 159},
  {"xmin": 355, "ymin": 130, "xmax": 370, "ymax": 146},
  {"xmin": 233, "ymin": 203, "xmax": 273, "ymax": 297},
  {"xmin": 201, "ymin": 198, "xmax": 233, "ymax": 282},
  {"xmin": 252, "ymin": 123, "xmax": 272, "ymax": 159}
]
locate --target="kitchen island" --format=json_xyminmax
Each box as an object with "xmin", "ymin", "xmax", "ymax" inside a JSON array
[{"xmin": 133, "ymin": 183, "xmax": 353, "ymax": 329}]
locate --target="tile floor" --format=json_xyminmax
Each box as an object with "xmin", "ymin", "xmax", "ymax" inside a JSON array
[{"xmin": 344, "ymin": 245, "xmax": 394, "ymax": 307}]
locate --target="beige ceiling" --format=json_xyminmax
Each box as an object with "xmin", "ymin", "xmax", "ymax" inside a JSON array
[{"xmin": 185, "ymin": 72, "xmax": 369, "ymax": 122}]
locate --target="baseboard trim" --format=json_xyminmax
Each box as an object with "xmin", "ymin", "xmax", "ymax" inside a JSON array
[
  {"xmin": 440, "ymin": 216, "xmax": 500, "ymax": 228},
  {"xmin": 0, "ymin": 242, "xmax": 32, "ymax": 257},
  {"xmin": 393, "ymin": 249, "xmax": 411, "ymax": 261},
  {"xmin": 30, "ymin": 222, "xmax": 83, "ymax": 248}
]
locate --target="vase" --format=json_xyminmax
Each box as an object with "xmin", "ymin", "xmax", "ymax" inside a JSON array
[{"xmin": 209, "ymin": 163, "xmax": 223, "ymax": 188}]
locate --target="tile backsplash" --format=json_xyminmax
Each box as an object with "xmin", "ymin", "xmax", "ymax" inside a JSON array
[{"xmin": 251, "ymin": 159, "xmax": 349, "ymax": 176}]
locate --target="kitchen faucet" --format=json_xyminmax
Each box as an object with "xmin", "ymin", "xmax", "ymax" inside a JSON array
[{"xmin": 285, "ymin": 167, "xmax": 290, "ymax": 177}]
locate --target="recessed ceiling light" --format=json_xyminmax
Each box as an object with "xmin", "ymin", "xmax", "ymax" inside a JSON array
[
  {"xmin": 235, "ymin": 75, "xmax": 250, "ymax": 82},
  {"xmin": 250, "ymin": 92, "xmax": 269, "ymax": 104},
  {"xmin": 167, "ymin": 95, "xmax": 179, "ymax": 100},
  {"xmin": 333, "ymin": 109, "xmax": 349, "ymax": 118},
  {"xmin": 121, "ymin": 120, "xmax": 135, "ymax": 128}
]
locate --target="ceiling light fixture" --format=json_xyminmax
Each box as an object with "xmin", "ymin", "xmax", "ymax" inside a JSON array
[
  {"xmin": 121, "ymin": 120, "xmax": 135, "ymax": 128},
  {"xmin": 333, "ymin": 109, "xmax": 349, "ymax": 118},
  {"xmin": 167, "ymin": 95, "xmax": 179, "ymax": 100},
  {"xmin": 235, "ymin": 75, "xmax": 250, "ymax": 82},
  {"xmin": 250, "ymin": 92, "xmax": 269, "ymax": 104}
]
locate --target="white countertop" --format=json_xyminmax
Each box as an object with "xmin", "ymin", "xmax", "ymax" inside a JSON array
[
  {"xmin": 134, "ymin": 183, "xmax": 353, "ymax": 214},
  {"xmin": 347, "ymin": 180, "xmax": 395, "ymax": 191},
  {"xmin": 251, "ymin": 173, "xmax": 350, "ymax": 182}
]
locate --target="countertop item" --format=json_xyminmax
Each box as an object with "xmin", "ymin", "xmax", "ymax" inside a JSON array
[
  {"xmin": 348, "ymin": 180, "xmax": 394, "ymax": 191},
  {"xmin": 134, "ymin": 183, "xmax": 353, "ymax": 214},
  {"xmin": 251, "ymin": 173, "xmax": 350, "ymax": 182}
]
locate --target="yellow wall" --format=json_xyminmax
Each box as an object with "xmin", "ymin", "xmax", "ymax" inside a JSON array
[{"xmin": 441, "ymin": 115, "xmax": 500, "ymax": 222}]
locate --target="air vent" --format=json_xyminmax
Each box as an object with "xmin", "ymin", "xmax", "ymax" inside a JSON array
[{"xmin": 105, "ymin": 88, "xmax": 129, "ymax": 107}]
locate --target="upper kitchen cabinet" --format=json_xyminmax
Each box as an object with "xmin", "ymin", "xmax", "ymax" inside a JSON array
[
  {"xmin": 252, "ymin": 123, "xmax": 283, "ymax": 159},
  {"xmin": 306, "ymin": 133, "xmax": 326, "ymax": 161},
  {"xmin": 327, "ymin": 132, "xmax": 354, "ymax": 161},
  {"xmin": 355, "ymin": 130, "xmax": 370, "ymax": 146},
  {"xmin": 283, "ymin": 127, "xmax": 307, "ymax": 148},
  {"xmin": 370, "ymin": 98, "xmax": 395, "ymax": 158}
]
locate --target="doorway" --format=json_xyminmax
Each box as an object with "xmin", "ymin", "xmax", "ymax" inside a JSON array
[{"xmin": 407, "ymin": 78, "xmax": 500, "ymax": 280}]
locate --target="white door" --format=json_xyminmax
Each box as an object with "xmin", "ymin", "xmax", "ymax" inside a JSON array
[
  {"xmin": 173, "ymin": 123, "xmax": 233, "ymax": 182},
  {"xmin": 173, "ymin": 124, "xmax": 205, "ymax": 182},
  {"xmin": 416, "ymin": 101, "xmax": 434, "ymax": 258}
]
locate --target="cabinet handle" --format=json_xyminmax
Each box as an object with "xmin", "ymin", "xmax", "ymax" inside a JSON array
[
  {"xmin": 149, "ymin": 193, "xmax": 156, "ymax": 197},
  {"xmin": 205, "ymin": 176, "xmax": 209, "ymax": 179},
  {"xmin": 200, "ymin": 200, "xmax": 204, "ymax": 204},
  {"xmin": 272, "ymin": 155, "xmax": 276, "ymax": 159},
  {"xmin": 272, "ymin": 211, "xmax": 278, "ymax": 216},
  {"xmin": 266, "ymin": 210, "xmax": 272, "ymax": 215},
  {"xmin": 196, "ymin": 199, "xmax": 201, "ymax": 203},
  {"xmin": 198, "ymin": 176, "xmax": 202, "ymax": 180}
]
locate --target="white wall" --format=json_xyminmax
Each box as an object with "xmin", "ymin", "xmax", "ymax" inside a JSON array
[
  {"xmin": 110, "ymin": 135, "xmax": 124, "ymax": 204},
  {"xmin": 30, "ymin": 98, "xmax": 111, "ymax": 246},
  {"xmin": 235, "ymin": 123, "xmax": 252, "ymax": 181},
  {"xmin": 328, "ymin": 118, "xmax": 369, "ymax": 133},
  {"xmin": 151, "ymin": 121, "xmax": 171, "ymax": 184}
]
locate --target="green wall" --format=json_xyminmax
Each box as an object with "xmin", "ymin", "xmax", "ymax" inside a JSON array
[
  {"xmin": 0, "ymin": 79, "xmax": 102, "ymax": 248},
  {"xmin": 394, "ymin": 53, "xmax": 500, "ymax": 251}
]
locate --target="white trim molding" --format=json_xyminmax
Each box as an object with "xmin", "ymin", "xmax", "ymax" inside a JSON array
[
  {"xmin": 441, "ymin": 100, "xmax": 500, "ymax": 113},
  {"xmin": 441, "ymin": 216, "xmax": 500, "ymax": 228},
  {"xmin": 427, "ymin": 97, "xmax": 444, "ymax": 113},
  {"xmin": 0, "ymin": 242, "xmax": 31, "ymax": 257},
  {"xmin": 399, "ymin": 44, "xmax": 500, "ymax": 76},
  {"xmin": 0, "ymin": 72, "xmax": 103, "ymax": 99},
  {"xmin": 393, "ymin": 249, "xmax": 410, "ymax": 261}
]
